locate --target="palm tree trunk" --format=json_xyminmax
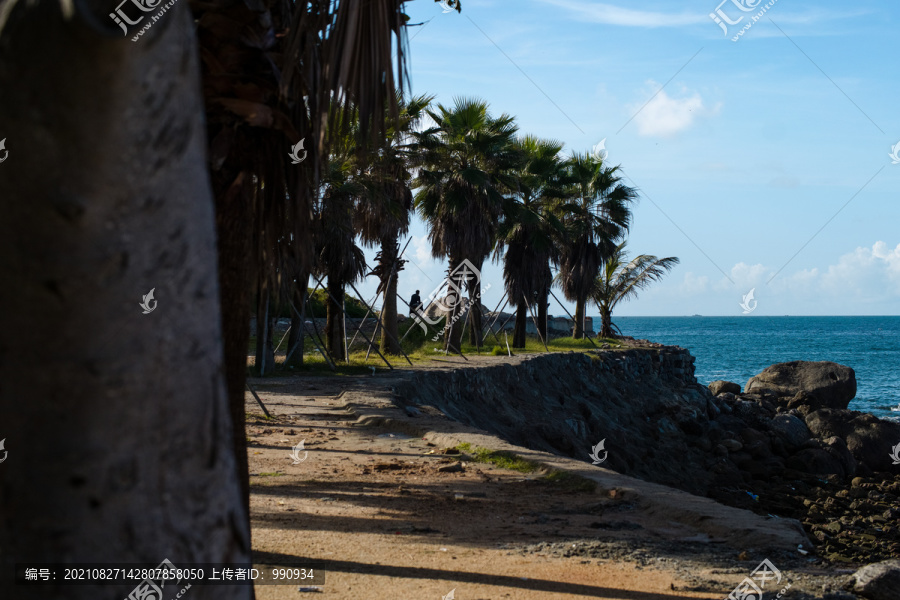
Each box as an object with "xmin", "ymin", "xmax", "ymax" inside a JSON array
[
  {"xmin": 513, "ymin": 297, "xmax": 528, "ymax": 348},
  {"xmin": 212, "ymin": 170, "xmax": 254, "ymax": 540},
  {"xmin": 255, "ymin": 280, "xmax": 275, "ymax": 374},
  {"xmin": 600, "ymin": 305, "xmax": 614, "ymax": 338},
  {"xmin": 445, "ymin": 258, "xmax": 464, "ymax": 353},
  {"xmin": 537, "ymin": 289, "xmax": 549, "ymax": 341},
  {"xmin": 325, "ymin": 277, "xmax": 346, "ymax": 361},
  {"xmin": 379, "ymin": 234, "xmax": 402, "ymax": 355},
  {"xmin": 286, "ymin": 276, "xmax": 308, "ymax": 367},
  {"xmin": 573, "ymin": 297, "xmax": 586, "ymax": 339},
  {"xmin": 467, "ymin": 257, "xmax": 485, "ymax": 348},
  {"xmin": 0, "ymin": 6, "xmax": 251, "ymax": 598}
]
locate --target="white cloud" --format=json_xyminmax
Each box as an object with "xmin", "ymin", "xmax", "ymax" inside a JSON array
[
  {"xmin": 629, "ymin": 83, "xmax": 719, "ymax": 137},
  {"xmin": 537, "ymin": 0, "xmax": 706, "ymax": 27},
  {"xmin": 412, "ymin": 235, "xmax": 435, "ymax": 266}
]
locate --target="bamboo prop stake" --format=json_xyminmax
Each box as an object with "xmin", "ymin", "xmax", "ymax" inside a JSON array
[
  {"xmin": 347, "ymin": 295, "xmax": 377, "ymax": 350},
  {"xmin": 548, "ymin": 289, "xmax": 598, "ymax": 348},
  {"xmin": 504, "ymin": 332, "xmax": 512, "ymax": 357},
  {"xmin": 310, "ymin": 274, "xmax": 394, "ymax": 370},
  {"xmin": 523, "ymin": 294, "xmax": 549, "ymax": 352},
  {"xmin": 274, "ymin": 326, "xmax": 291, "ymax": 355},
  {"xmin": 304, "ymin": 280, "xmax": 340, "ymax": 368},
  {"xmin": 484, "ymin": 296, "xmax": 510, "ymax": 343},
  {"xmin": 245, "ymin": 381, "xmax": 272, "ymax": 418},
  {"xmin": 453, "ymin": 302, "xmax": 471, "ymax": 361},
  {"xmin": 290, "ymin": 299, "xmax": 336, "ymax": 371},
  {"xmin": 348, "ymin": 281, "xmax": 414, "ymax": 366},
  {"xmin": 495, "ymin": 309, "xmax": 517, "ymax": 339}
]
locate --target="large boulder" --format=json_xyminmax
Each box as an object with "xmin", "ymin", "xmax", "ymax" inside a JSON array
[
  {"xmin": 785, "ymin": 437, "xmax": 856, "ymax": 479},
  {"xmin": 745, "ymin": 361, "xmax": 856, "ymax": 410},
  {"xmin": 709, "ymin": 380, "xmax": 741, "ymax": 396},
  {"xmin": 805, "ymin": 409, "xmax": 900, "ymax": 472},
  {"xmin": 768, "ymin": 414, "xmax": 812, "ymax": 450},
  {"xmin": 852, "ymin": 559, "xmax": 900, "ymax": 600}
]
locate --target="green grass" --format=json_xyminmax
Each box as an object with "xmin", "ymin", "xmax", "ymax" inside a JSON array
[
  {"xmin": 246, "ymin": 312, "xmax": 629, "ymax": 376},
  {"xmin": 454, "ymin": 443, "xmax": 597, "ymax": 493},
  {"xmin": 255, "ymin": 472, "xmax": 285, "ymax": 477}
]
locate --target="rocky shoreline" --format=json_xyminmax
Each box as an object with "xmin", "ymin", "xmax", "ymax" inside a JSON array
[
  {"xmin": 391, "ymin": 342, "xmax": 900, "ymax": 598},
  {"xmin": 701, "ymin": 359, "xmax": 900, "ymax": 566}
]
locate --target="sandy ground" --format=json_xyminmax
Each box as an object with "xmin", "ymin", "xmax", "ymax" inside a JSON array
[{"xmin": 244, "ymin": 376, "xmax": 732, "ymax": 600}]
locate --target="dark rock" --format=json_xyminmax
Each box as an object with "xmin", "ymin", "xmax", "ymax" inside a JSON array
[
  {"xmin": 769, "ymin": 414, "xmax": 813, "ymax": 450},
  {"xmin": 852, "ymin": 559, "xmax": 900, "ymax": 600},
  {"xmin": 720, "ymin": 439, "xmax": 743, "ymax": 452},
  {"xmin": 821, "ymin": 436, "xmax": 858, "ymax": 479},
  {"xmin": 746, "ymin": 361, "xmax": 857, "ymax": 410},
  {"xmin": 709, "ymin": 380, "xmax": 741, "ymax": 395},
  {"xmin": 806, "ymin": 409, "xmax": 900, "ymax": 472},
  {"xmin": 786, "ymin": 440, "xmax": 855, "ymax": 479}
]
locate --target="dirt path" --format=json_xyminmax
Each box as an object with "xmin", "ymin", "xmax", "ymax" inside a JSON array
[{"xmin": 244, "ymin": 377, "xmax": 734, "ymax": 599}]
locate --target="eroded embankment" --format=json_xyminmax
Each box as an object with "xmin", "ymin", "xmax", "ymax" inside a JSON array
[
  {"xmin": 389, "ymin": 348, "xmax": 900, "ymax": 563},
  {"xmin": 393, "ymin": 348, "xmax": 720, "ymax": 496}
]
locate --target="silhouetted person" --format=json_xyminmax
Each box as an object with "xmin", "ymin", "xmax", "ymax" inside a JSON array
[{"xmin": 410, "ymin": 290, "xmax": 422, "ymax": 315}]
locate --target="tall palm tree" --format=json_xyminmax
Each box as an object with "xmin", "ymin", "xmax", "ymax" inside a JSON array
[
  {"xmin": 193, "ymin": 0, "xmax": 410, "ymax": 559},
  {"xmin": 355, "ymin": 94, "xmax": 433, "ymax": 355},
  {"xmin": 592, "ymin": 243, "xmax": 679, "ymax": 338},
  {"xmin": 496, "ymin": 136, "xmax": 566, "ymax": 348},
  {"xmin": 315, "ymin": 109, "xmax": 367, "ymax": 361},
  {"xmin": 557, "ymin": 153, "xmax": 637, "ymax": 338},
  {"xmin": 414, "ymin": 97, "xmax": 522, "ymax": 350}
]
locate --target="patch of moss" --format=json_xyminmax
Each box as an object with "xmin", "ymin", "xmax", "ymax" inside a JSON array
[{"xmin": 454, "ymin": 445, "xmax": 540, "ymax": 473}]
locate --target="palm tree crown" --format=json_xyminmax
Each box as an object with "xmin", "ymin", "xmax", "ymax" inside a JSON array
[{"xmin": 592, "ymin": 242, "xmax": 679, "ymax": 338}]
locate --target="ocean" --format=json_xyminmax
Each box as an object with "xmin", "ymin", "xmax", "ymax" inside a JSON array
[{"xmin": 611, "ymin": 316, "xmax": 900, "ymax": 422}]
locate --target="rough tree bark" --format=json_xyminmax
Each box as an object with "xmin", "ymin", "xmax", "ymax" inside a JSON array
[
  {"xmin": 325, "ymin": 277, "xmax": 346, "ymax": 361},
  {"xmin": 285, "ymin": 277, "xmax": 308, "ymax": 367},
  {"xmin": 378, "ymin": 235, "xmax": 402, "ymax": 355},
  {"xmin": 512, "ymin": 297, "xmax": 528, "ymax": 348},
  {"xmin": 573, "ymin": 297, "xmax": 586, "ymax": 339},
  {"xmin": 0, "ymin": 3, "xmax": 251, "ymax": 599},
  {"xmin": 537, "ymin": 290, "xmax": 549, "ymax": 342},
  {"xmin": 467, "ymin": 257, "xmax": 485, "ymax": 348}
]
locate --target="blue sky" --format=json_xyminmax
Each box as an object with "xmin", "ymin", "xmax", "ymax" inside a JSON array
[{"xmin": 355, "ymin": 0, "xmax": 900, "ymax": 317}]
